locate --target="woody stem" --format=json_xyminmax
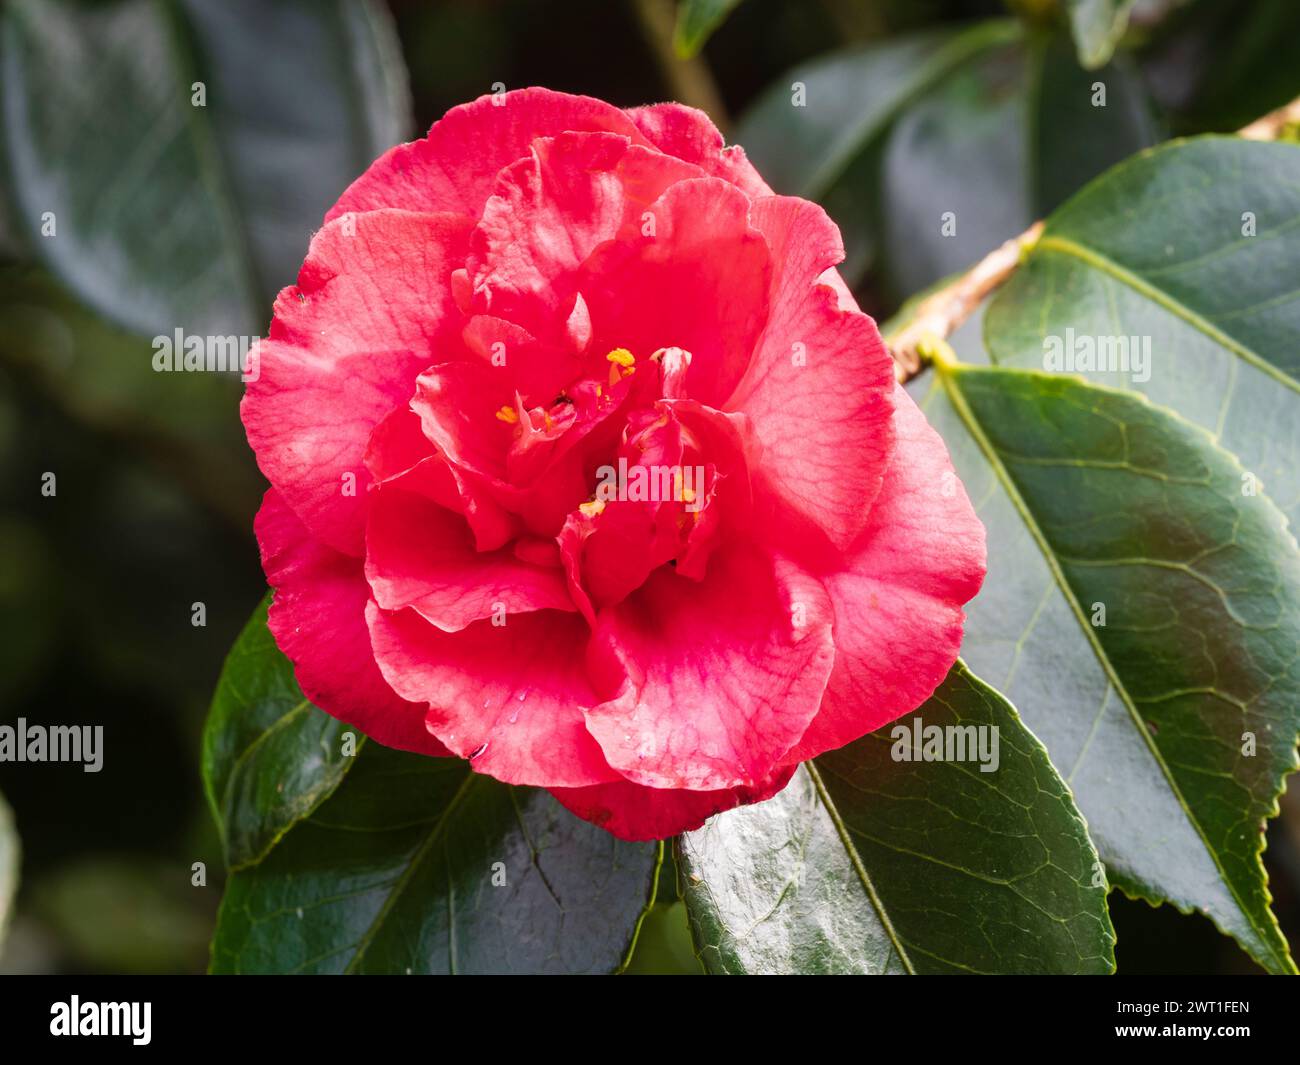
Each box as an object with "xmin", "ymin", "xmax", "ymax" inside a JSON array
[{"xmin": 884, "ymin": 91, "xmax": 1300, "ymax": 384}]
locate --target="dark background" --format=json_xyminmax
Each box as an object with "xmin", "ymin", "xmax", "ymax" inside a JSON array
[{"xmin": 1, "ymin": 0, "xmax": 1297, "ymax": 974}]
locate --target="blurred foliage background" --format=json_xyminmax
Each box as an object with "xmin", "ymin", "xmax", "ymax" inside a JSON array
[{"xmin": 0, "ymin": 0, "xmax": 1298, "ymax": 975}]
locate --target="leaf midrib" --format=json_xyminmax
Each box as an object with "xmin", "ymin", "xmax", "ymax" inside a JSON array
[
  {"xmin": 804, "ymin": 760, "xmax": 917, "ymax": 975},
  {"xmin": 1035, "ymin": 233, "xmax": 1300, "ymax": 396},
  {"xmin": 343, "ymin": 768, "xmax": 480, "ymax": 974}
]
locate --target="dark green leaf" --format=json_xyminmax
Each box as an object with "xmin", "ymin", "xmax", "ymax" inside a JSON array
[
  {"xmin": 210, "ymin": 742, "xmax": 661, "ymax": 974},
  {"xmin": 986, "ymin": 138, "xmax": 1300, "ymax": 527},
  {"xmin": 914, "ymin": 359, "xmax": 1300, "ymax": 973},
  {"xmin": 736, "ymin": 21, "xmax": 1019, "ymax": 284},
  {"xmin": 678, "ymin": 661, "xmax": 1115, "ymax": 974},
  {"xmin": 876, "ymin": 29, "xmax": 1157, "ymax": 297},
  {"xmin": 734, "ymin": 21, "xmax": 1157, "ymax": 293},
  {"xmin": 673, "ymin": 0, "xmax": 744, "ymax": 58},
  {"xmin": 0, "ymin": 0, "xmax": 410, "ymax": 337},
  {"xmin": 202, "ymin": 595, "xmax": 358, "ymax": 870}
]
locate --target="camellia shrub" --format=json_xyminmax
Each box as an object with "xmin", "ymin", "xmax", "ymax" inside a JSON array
[
  {"xmin": 206, "ymin": 83, "xmax": 1300, "ymax": 973},
  {"xmin": 2, "ymin": 0, "xmax": 1298, "ymax": 979}
]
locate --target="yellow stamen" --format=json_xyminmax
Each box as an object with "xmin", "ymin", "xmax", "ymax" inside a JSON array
[
  {"xmin": 495, "ymin": 404, "xmax": 518, "ymax": 425},
  {"xmin": 673, "ymin": 469, "xmax": 696, "ymax": 504},
  {"xmin": 578, "ymin": 499, "xmax": 606, "ymax": 518},
  {"xmin": 606, "ymin": 347, "xmax": 636, "ymax": 386}
]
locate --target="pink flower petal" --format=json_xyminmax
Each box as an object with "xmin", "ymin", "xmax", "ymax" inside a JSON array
[
  {"xmin": 326, "ymin": 88, "xmax": 650, "ymax": 222},
  {"xmin": 625, "ymin": 102, "xmax": 772, "ymax": 198},
  {"xmin": 783, "ymin": 386, "xmax": 987, "ymax": 763},
  {"xmin": 584, "ymin": 544, "xmax": 835, "ymax": 791},
  {"xmin": 550, "ymin": 764, "xmax": 797, "ymax": 842},
  {"xmin": 411, "ymin": 360, "xmax": 514, "ymax": 483},
  {"xmin": 365, "ymin": 488, "xmax": 574, "ymax": 631},
  {"xmin": 365, "ymin": 407, "xmax": 516, "ymax": 551},
  {"xmin": 579, "ymin": 178, "xmax": 772, "ymax": 407},
  {"xmin": 463, "ymin": 132, "xmax": 702, "ymax": 402},
  {"xmin": 255, "ymin": 490, "xmax": 448, "ymax": 757},
  {"xmin": 366, "ymin": 605, "xmax": 621, "ymax": 788},
  {"xmin": 728, "ymin": 195, "xmax": 896, "ymax": 551},
  {"xmin": 242, "ymin": 210, "xmax": 471, "ymax": 555},
  {"xmin": 268, "ymin": 209, "xmax": 472, "ymax": 364}
]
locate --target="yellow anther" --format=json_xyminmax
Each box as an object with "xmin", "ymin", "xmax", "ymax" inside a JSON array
[
  {"xmin": 681, "ymin": 486, "xmax": 696, "ymax": 504},
  {"xmin": 579, "ymin": 499, "xmax": 606, "ymax": 518},
  {"xmin": 606, "ymin": 347, "xmax": 636, "ymax": 386},
  {"xmin": 495, "ymin": 404, "xmax": 518, "ymax": 425}
]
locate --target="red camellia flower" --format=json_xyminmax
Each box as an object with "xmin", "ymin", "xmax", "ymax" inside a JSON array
[{"xmin": 242, "ymin": 88, "xmax": 986, "ymax": 840}]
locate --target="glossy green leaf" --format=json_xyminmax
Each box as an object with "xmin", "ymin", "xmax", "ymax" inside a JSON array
[
  {"xmin": 986, "ymin": 138, "xmax": 1300, "ymax": 527},
  {"xmin": 673, "ymin": 0, "xmax": 744, "ymax": 58},
  {"xmin": 205, "ymin": 599, "xmax": 661, "ymax": 973},
  {"xmin": 734, "ymin": 21, "xmax": 1157, "ymax": 292},
  {"xmin": 914, "ymin": 360, "xmax": 1300, "ymax": 973},
  {"xmin": 0, "ymin": 0, "xmax": 410, "ymax": 337},
  {"xmin": 735, "ymin": 21, "xmax": 1019, "ymax": 285},
  {"xmin": 1065, "ymin": 0, "xmax": 1137, "ymax": 68},
  {"xmin": 210, "ymin": 741, "xmax": 661, "ymax": 974},
  {"xmin": 678, "ymin": 661, "xmax": 1115, "ymax": 974},
  {"xmin": 0, "ymin": 789, "xmax": 17, "ymax": 949},
  {"xmin": 202, "ymin": 595, "xmax": 358, "ymax": 870},
  {"xmin": 876, "ymin": 29, "xmax": 1157, "ymax": 297}
]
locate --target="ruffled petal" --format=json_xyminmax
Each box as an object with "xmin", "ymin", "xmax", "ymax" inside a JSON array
[
  {"xmin": 583, "ymin": 543, "xmax": 835, "ymax": 790},
  {"xmin": 579, "ymin": 178, "xmax": 772, "ymax": 407},
  {"xmin": 550, "ymin": 763, "xmax": 797, "ymax": 842},
  {"xmin": 625, "ymin": 102, "xmax": 772, "ymax": 198},
  {"xmin": 783, "ymin": 386, "xmax": 987, "ymax": 763},
  {"xmin": 468, "ymin": 132, "xmax": 701, "ymax": 342},
  {"xmin": 728, "ymin": 195, "xmax": 896, "ymax": 551},
  {"xmin": 242, "ymin": 210, "xmax": 472, "ymax": 555},
  {"xmin": 365, "ymin": 407, "xmax": 516, "ymax": 551},
  {"xmin": 268, "ymin": 210, "xmax": 472, "ymax": 363},
  {"xmin": 366, "ymin": 605, "xmax": 621, "ymax": 788},
  {"xmin": 365, "ymin": 488, "xmax": 574, "ymax": 630},
  {"xmin": 410, "ymin": 360, "xmax": 514, "ymax": 483},
  {"xmin": 326, "ymin": 88, "xmax": 649, "ymax": 222},
  {"xmin": 255, "ymin": 490, "xmax": 448, "ymax": 757}
]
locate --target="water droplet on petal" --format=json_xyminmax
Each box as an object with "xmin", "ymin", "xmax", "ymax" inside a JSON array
[{"xmin": 470, "ymin": 742, "xmax": 488, "ymax": 759}]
